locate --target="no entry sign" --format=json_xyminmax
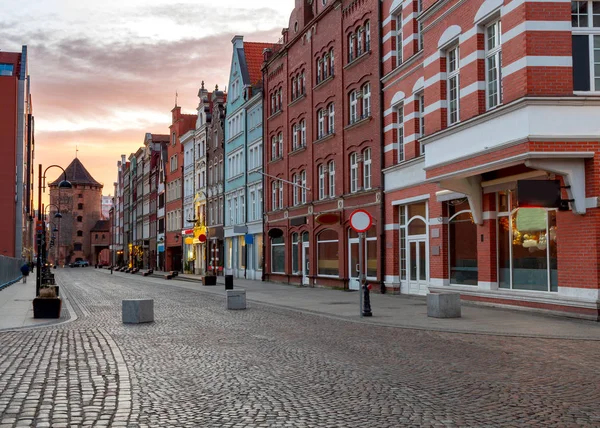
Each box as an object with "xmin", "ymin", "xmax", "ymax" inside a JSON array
[{"xmin": 349, "ymin": 209, "xmax": 372, "ymax": 233}]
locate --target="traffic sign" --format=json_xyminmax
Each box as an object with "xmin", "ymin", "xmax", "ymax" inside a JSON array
[{"xmin": 349, "ymin": 209, "xmax": 372, "ymax": 233}]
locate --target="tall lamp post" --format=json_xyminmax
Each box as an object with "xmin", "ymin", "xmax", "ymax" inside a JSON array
[
  {"xmin": 36, "ymin": 164, "xmax": 72, "ymax": 297},
  {"xmin": 45, "ymin": 204, "xmax": 62, "ymax": 267}
]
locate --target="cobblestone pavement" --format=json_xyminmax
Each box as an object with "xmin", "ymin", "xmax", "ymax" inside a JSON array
[{"xmin": 1, "ymin": 269, "xmax": 600, "ymax": 427}]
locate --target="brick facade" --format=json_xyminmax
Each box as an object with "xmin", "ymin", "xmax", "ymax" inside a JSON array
[{"xmin": 381, "ymin": 0, "xmax": 600, "ymax": 319}]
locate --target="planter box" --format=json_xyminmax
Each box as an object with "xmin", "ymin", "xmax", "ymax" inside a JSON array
[
  {"xmin": 203, "ymin": 276, "xmax": 217, "ymax": 286},
  {"xmin": 33, "ymin": 297, "xmax": 62, "ymax": 319}
]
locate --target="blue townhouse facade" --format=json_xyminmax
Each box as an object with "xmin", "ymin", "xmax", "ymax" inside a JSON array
[{"xmin": 224, "ymin": 36, "xmax": 271, "ymax": 279}]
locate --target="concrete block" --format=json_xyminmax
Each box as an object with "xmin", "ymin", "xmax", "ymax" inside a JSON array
[
  {"xmin": 122, "ymin": 299, "xmax": 154, "ymax": 324},
  {"xmin": 427, "ymin": 293, "xmax": 461, "ymax": 318},
  {"xmin": 226, "ymin": 290, "xmax": 246, "ymax": 310}
]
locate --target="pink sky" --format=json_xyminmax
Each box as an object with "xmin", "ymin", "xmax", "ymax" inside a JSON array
[{"xmin": 1, "ymin": 0, "xmax": 291, "ymax": 202}]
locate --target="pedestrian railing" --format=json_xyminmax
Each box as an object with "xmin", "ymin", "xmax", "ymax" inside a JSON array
[{"xmin": 0, "ymin": 255, "xmax": 24, "ymax": 290}]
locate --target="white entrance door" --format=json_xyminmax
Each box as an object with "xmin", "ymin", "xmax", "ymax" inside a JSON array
[
  {"xmin": 348, "ymin": 238, "xmax": 360, "ymax": 290},
  {"xmin": 302, "ymin": 242, "xmax": 310, "ymax": 286},
  {"xmin": 407, "ymin": 238, "xmax": 427, "ymax": 295}
]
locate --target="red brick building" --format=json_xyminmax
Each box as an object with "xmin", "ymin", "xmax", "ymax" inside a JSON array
[
  {"xmin": 165, "ymin": 106, "xmax": 196, "ymax": 272},
  {"xmin": 381, "ymin": 0, "xmax": 600, "ymax": 319},
  {"xmin": 0, "ymin": 46, "xmax": 35, "ymax": 260},
  {"xmin": 263, "ymin": 0, "xmax": 383, "ymax": 290},
  {"xmin": 49, "ymin": 158, "xmax": 103, "ymax": 265}
]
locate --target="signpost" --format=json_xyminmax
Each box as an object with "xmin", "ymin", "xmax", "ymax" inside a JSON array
[{"xmin": 349, "ymin": 209, "xmax": 373, "ymax": 317}]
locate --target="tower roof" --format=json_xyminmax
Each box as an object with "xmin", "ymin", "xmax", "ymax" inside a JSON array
[{"xmin": 49, "ymin": 158, "xmax": 102, "ymax": 187}]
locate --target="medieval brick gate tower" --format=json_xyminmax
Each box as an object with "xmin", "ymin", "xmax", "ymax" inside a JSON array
[{"xmin": 49, "ymin": 158, "xmax": 103, "ymax": 266}]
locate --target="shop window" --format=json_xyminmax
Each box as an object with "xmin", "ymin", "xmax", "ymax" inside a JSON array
[
  {"xmin": 497, "ymin": 191, "xmax": 558, "ymax": 292},
  {"xmin": 256, "ymin": 234, "xmax": 263, "ymax": 271},
  {"xmin": 226, "ymin": 238, "xmax": 232, "ymax": 269},
  {"xmin": 349, "ymin": 228, "xmax": 377, "ymax": 279},
  {"xmin": 449, "ymin": 200, "xmax": 478, "ymax": 285},
  {"xmin": 238, "ymin": 236, "xmax": 245, "ymax": 269},
  {"xmin": 271, "ymin": 236, "xmax": 285, "ymax": 274},
  {"xmin": 317, "ymin": 229, "xmax": 339, "ymax": 276}
]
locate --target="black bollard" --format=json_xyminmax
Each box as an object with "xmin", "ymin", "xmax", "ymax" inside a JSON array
[{"xmin": 362, "ymin": 284, "xmax": 373, "ymax": 317}]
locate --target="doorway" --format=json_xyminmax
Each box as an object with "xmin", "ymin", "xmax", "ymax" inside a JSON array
[
  {"xmin": 302, "ymin": 242, "xmax": 310, "ymax": 286},
  {"xmin": 407, "ymin": 238, "xmax": 427, "ymax": 295}
]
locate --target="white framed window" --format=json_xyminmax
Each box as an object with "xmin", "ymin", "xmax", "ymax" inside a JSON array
[
  {"xmin": 293, "ymin": 173, "xmax": 299, "ymax": 206},
  {"xmin": 485, "ymin": 20, "xmax": 502, "ymax": 109},
  {"xmin": 301, "ymin": 170, "xmax": 307, "ymax": 203},
  {"xmin": 357, "ymin": 27, "xmax": 364, "ymax": 56},
  {"xmin": 362, "ymin": 83, "xmax": 371, "ymax": 117},
  {"xmin": 271, "ymin": 136, "xmax": 277, "ymax": 160},
  {"xmin": 418, "ymin": 22, "xmax": 423, "ymax": 51},
  {"xmin": 279, "ymin": 179, "xmax": 283, "ymax": 208},
  {"xmin": 395, "ymin": 9, "xmax": 403, "ymax": 66},
  {"xmin": 349, "ymin": 33, "xmax": 355, "ymax": 61},
  {"xmin": 572, "ymin": 0, "xmax": 600, "ymax": 91},
  {"xmin": 328, "ymin": 103, "xmax": 335, "ymax": 134},
  {"xmin": 292, "ymin": 77, "xmax": 297, "ymax": 99},
  {"xmin": 278, "ymin": 133, "xmax": 283, "ymax": 158},
  {"xmin": 257, "ymin": 186, "xmax": 263, "ymax": 220},
  {"xmin": 301, "ymin": 120, "xmax": 306, "ymax": 147},
  {"xmin": 317, "ymin": 59, "xmax": 322, "ymax": 83},
  {"xmin": 350, "ymin": 153, "xmax": 358, "ymax": 193},
  {"xmin": 319, "ymin": 164, "xmax": 326, "ymax": 199},
  {"xmin": 447, "ymin": 45, "xmax": 460, "ymax": 125},
  {"xmin": 417, "ymin": 92, "xmax": 425, "ymax": 154},
  {"xmin": 363, "ymin": 148, "xmax": 371, "ymax": 190},
  {"xmin": 349, "ymin": 91, "xmax": 358, "ymax": 123},
  {"xmin": 396, "ymin": 103, "xmax": 405, "ymax": 162},
  {"xmin": 330, "ymin": 49, "xmax": 335, "ymax": 75},
  {"xmin": 240, "ymin": 194, "xmax": 245, "ymax": 224},
  {"xmin": 250, "ymin": 189, "xmax": 256, "ymax": 222},
  {"xmin": 365, "ymin": 20, "xmax": 371, "ymax": 51},
  {"xmin": 292, "ymin": 123, "xmax": 298, "ymax": 150},
  {"xmin": 328, "ymin": 161, "xmax": 335, "ymax": 197},
  {"xmin": 318, "ymin": 109, "xmax": 325, "ymax": 138},
  {"xmin": 272, "ymin": 180, "xmax": 278, "ymax": 210},
  {"xmin": 323, "ymin": 54, "xmax": 329, "ymax": 79}
]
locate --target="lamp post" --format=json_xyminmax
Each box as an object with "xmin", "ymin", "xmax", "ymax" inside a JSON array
[
  {"xmin": 45, "ymin": 204, "xmax": 62, "ymax": 267},
  {"xmin": 36, "ymin": 164, "xmax": 72, "ymax": 297}
]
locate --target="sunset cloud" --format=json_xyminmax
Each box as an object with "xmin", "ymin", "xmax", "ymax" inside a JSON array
[{"xmin": 1, "ymin": 0, "xmax": 291, "ymax": 201}]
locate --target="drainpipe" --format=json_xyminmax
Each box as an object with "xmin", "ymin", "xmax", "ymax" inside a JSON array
[{"xmin": 378, "ymin": 0, "xmax": 386, "ymax": 293}]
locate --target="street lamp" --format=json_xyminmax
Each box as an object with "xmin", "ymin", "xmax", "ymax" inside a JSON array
[{"xmin": 36, "ymin": 164, "xmax": 72, "ymax": 297}]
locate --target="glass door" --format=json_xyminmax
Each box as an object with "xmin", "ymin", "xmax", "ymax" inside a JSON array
[
  {"xmin": 407, "ymin": 238, "xmax": 427, "ymax": 295},
  {"xmin": 302, "ymin": 242, "xmax": 310, "ymax": 286}
]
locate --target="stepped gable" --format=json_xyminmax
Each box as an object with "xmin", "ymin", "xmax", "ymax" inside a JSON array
[
  {"xmin": 49, "ymin": 158, "xmax": 102, "ymax": 187},
  {"xmin": 244, "ymin": 42, "xmax": 274, "ymax": 86}
]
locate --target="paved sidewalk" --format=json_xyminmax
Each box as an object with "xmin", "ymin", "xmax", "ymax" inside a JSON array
[
  {"xmin": 137, "ymin": 270, "xmax": 600, "ymax": 340},
  {"xmin": 0, "ymin": 270, "xmax": 71, "ymax": 330}
]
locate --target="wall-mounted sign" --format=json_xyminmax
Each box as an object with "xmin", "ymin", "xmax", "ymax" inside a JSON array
[{"xmin": 315, "ymin": 213, "xmax": 340, "ymax": 225}]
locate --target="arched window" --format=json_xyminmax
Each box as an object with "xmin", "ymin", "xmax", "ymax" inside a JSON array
[
  {"xmin": 328, "ymin": 103, "xmax": 335, "ymax": 134},
  {"xmin": 292, "ymin": 173, "xmax": 299, "ymax": 206},
  {"xmin": 328, "ymin": 161, "xmax": 335, "ymax": 197},
  {"xmin": 318, "ymin": 164, "xmax": 326, "ymax": 200},
  {"xmin": 363, "ymin": 148, "xmax": 371, "ymax": 190},
  {"xmin": 102, "ymin": 234, "xmax": 105, "ymax": 239},
  {"xmin": 362, "ymin": 83, "xmax": 371, "ymax": 117},
  {"xmin": 449, "ymin": 203, "xmax": 477, "ymax": 285},
  {"xmin": 317, "ymin": 229, "xmax": 339, "ymax": 276},
  {"xmin": 77, "ymin": 230, "xmax": 83, "ymax": 237},
  {"xmin": 271, "ymin": 235, "xmax": 285, "ymax": 274},
  {"xmin": 95, "ymin": 234, "xmax": 99, "ymax": 239},
  {"xmin": 318, "ymin": 109, "xmax": 325, "ymax": 138},
  {"xmin": 349, "ymin": 91, "xmax": 358, "ymax": 123},
  {"xmin": 77, "ymin": 216, "xmax": 83, "ymax": 223},
  {"xmin": 78, "ymin": 203, "xmax": 83, "ymax": 210},
  {"xmin": 350, "ymin": 153, "xmax": 358, "ymax": 193}
]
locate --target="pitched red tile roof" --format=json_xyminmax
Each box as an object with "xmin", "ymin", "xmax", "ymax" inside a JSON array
[
  {"xmin": 181, "ymin": 114, "xmax": 198, "ymax": 134},
  {"xmin": 244, "ymin": 42, "xmax": 274, "ymax": 86},
  {"xmin": 151, "ymin": 134, "xmax": 170, "ymax": 142}
]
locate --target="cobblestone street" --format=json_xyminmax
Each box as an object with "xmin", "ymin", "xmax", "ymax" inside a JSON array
[{"xmin": 1, "ymin": 269, "xmax": 600, "ymax": 427}]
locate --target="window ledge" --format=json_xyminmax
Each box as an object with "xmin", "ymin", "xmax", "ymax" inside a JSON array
[
  {"xmin": 314, "ymin": 132, "xmax": 335, "ymax": 144},
  {"xmin": 574, "ymin": 91, "xmax": 600, "ymax": 96},
  {"xmin": 269, "ymin": 157, "xmax": 283, "ymax": 164},
  {"xmin": 289, "ymin": 146, "xmax": 307, "ymax": 156},
  {"xmin": 226, "ymin": 173, "xmax": 244, "ymax": 182},
  {"xmin": 314, "ymin": 75, "xmax": 334, "ymax": 90},
  {"xmin": 344, "ymin": 115, "xmax": 371, "ymax": 131},
  {"xmin": 268, "ymin": 110, "xmax": 283, "ymax": 120},
  {"xmin": 344, "ymin": 50, "xmax": 371, "ymax": 70},
  {"xmin": 288, "ymin": 94, "xmax": 306, "ymax": 107}
]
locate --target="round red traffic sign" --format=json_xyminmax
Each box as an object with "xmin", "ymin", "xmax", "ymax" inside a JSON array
[{"xmin": 349, "ymin": 209, "xmax": 372, "ymax": 233}]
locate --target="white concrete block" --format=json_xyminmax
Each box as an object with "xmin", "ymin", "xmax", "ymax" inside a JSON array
[
  {"xmin": 122, "ymin": 299, "xmax": 154, "ymax": 323},
  {"xmin": 427, "ymin": 293, "xmax": 461, "ymax": 318}
]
